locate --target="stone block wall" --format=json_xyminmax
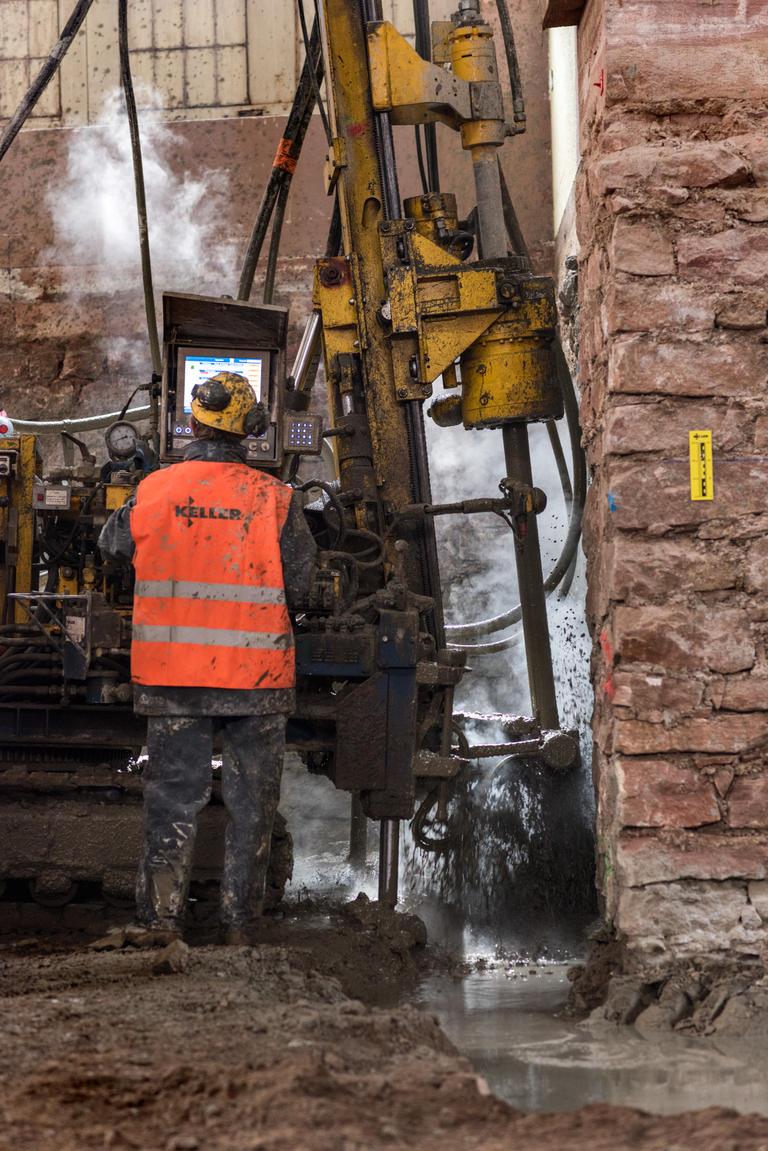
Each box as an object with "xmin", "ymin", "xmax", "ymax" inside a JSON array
[{"xmin": 576, "ymin": 0, "xmax": 768, "ymax": 970}]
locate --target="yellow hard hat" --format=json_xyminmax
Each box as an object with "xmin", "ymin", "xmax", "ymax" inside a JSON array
[{"xmin": 191, "ymin": 371, "xmax": 267, "ymax": 436}]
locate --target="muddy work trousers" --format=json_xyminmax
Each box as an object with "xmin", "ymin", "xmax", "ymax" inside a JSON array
[{"xmin": 136, "ymin": 713, "xmax": 286, "ymax": 931}]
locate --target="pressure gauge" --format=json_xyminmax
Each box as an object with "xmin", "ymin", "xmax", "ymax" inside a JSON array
[{"xmin": 105, "ymin": 421, "xmax": 140, "ymax": 461}]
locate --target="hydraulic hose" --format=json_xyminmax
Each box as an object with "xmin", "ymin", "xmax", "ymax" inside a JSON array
[
  {"xmin": 10, "ymin": 406, "xmax": 151, "ymax": 433},
  {"xmin": 262, "ymin": 178, "xmax": 290, "ymax": 306},
  {"xmin": 263, "ymin": 3, "xmax": 333, "ymax": 306},
  {"xmin": 497, "ymin": 154, "xmax": 530, "ymax": 265},
  {"xmin": 414, "ymin": 128, "xmax": 430, "ymax": 197},
  {"xmin": 412, "ymin": 0, "xmax": 439, "ymax": 191},
  {"xmin": 117, "ymin": 0, "xmax": 161, "ymax": 380},
  {"xmin": 494, "ymin": 0, "xmax": 526, "ymax": 134},
  {"xmin": 0, "ymin": 0, "xmax": 96, "ymax": 166},
  {"xmin": 237, "ymin": 15, "xmax": 325, "ymax": 301},
  {"xmin": 547, "ymin": 418, "xmax": 573, "ymax": 513},
  {"xmin": 298, "ymin": 0, "xmax": 331, "ymax": 143}
]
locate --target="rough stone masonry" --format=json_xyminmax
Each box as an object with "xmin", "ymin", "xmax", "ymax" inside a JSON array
[{"xmin": 573, "ymin": 0, "xmax": 768, "ymax": 974}]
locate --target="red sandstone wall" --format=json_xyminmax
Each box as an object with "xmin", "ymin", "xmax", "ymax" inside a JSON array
[{"xmin": 577, "ymin": 0, "xmax": 768, "ymax": 967}]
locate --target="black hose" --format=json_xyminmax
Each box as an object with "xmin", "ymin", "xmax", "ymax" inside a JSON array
[
  {"xmin": 263, "ymin": 178, "xmax": 290, "ymax": 306},
  {"xmin": 414, "ymin": 127, "xmax": 429, "ymax": 198},
  {"xmin": 261, "ymin": 10, "xmax": 332, "ymax": 308},
  {"xmin": 0, "ymin": 686, "xmax": 66, "ymax": 698},
  {"xmin": 343, "ymin": 529, "xmax": 385, "ymax": 569},
  {"xmin": 298, "ymin": 480, "xmax": 347, "ymax": 548},
  {"xmin": 497, "ymin": 155, "xmax": 530, "ymax": 263},
  {"xmin": 494, "ymin": 0, "xmax": 526, "ymax": 134},
  {"xmin": 0, "ymin": 650, "xmax": 59, "ymax": 664},
  {"xmin": 546, "ymin": 418, "xmax": 573, "ymax": 513},
  {"xmin": 412, "ymin": 0, "xmax": 439, "ymax": 191},
  {"xmin": 118, "ymin": 0, "xmax": 162, "ymax": 378},
  {"xmin": 412, "ymin": 788, "xmax": 452, "ymax": 852},
  {"xmin": 238, "ymin": 16, "xmax": 325, "ymax": 301},
  {"xmin": 298, "ymin": 0, "xmax": 331, "ymax": 143},
  {"xmin": 0, "ymin": 0, "xmax": 96, "ymax": 166}
]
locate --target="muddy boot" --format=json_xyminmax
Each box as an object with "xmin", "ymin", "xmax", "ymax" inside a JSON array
[
  {"xmin": 136, "ymin": 716, "xmax": 214, "ymax": 927},
  {"xmin": 123, "ymin": 924, "xmax": 183, "ymax": 949},
  {"xmin": 220, "ymin": 714, "xmax": 284, "ymax": 928},
  {"xmin": 89, "ymin": 923, "xmax": 182, "ymax": 951},
  {"xmin": 222, "ymin": 925, "xmax": 252, "ymax": 947}
]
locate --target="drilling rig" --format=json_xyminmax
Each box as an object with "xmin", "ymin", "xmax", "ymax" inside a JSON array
[{"xmin": 0, "ymin": 0, "xmax": 585, "ymax": 914}]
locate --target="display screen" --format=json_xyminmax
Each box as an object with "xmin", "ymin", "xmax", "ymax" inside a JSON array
[
  {"xmin": 165, "ymin": 344, "xmax": 276, "ymax": 463},
  {"xmin": 180, "ymin": 352, "xmax": 264, "ymax": 413}
]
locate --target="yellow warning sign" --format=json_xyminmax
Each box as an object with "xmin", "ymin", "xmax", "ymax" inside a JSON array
[{"xmin": 689, "ymin": 430, "xmax": 714, "ymax": 501}]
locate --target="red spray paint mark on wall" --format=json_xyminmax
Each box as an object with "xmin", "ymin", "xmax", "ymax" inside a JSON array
[{"xmin": 599, "ymin": 629, "xmax": 616, "ymax": 700}]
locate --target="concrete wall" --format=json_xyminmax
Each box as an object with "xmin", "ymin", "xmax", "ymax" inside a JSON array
[
  {"xmin": 548, "ymin": 24, "xmax": 579, "ymax": 236},
  {"xmin": 575, "ymin": 0, "xmax": 768, "ymax": 971},
  {"xmin": 0, "ymin": 0, "xmax": 429, "ymax": 124}
]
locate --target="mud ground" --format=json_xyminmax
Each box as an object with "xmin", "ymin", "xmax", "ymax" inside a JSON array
[{"xmin": 3, "ymin": 901, "xmax": 768, "ymax": 1151}]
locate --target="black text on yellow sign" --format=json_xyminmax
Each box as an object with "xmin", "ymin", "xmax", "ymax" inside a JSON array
[{"xmin": 689, "ymin": 430, "xmax": 713, "ymax": 501}]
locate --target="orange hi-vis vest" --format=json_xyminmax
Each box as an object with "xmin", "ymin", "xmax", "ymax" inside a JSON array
[{"xmin": 130, "ymin": 460, "xmax": 295, "ymax": 690}]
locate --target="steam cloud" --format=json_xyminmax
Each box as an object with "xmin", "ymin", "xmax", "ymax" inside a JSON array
[
  {"xmin": 46, "ymin": 86, "xmax": 237, "ymax": 287},
  {"xmin": 43, "ymin": 86, "xmax": 239, "ymax": 382}
]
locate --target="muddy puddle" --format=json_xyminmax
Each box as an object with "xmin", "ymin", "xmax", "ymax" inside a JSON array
[
  {"xmin": 414, "ymin": 961, "xmax": 768, "ymax": 1117},
  {"xmin": 281, "ymin": 762, "xmax": 768, "ymax": 1121}
]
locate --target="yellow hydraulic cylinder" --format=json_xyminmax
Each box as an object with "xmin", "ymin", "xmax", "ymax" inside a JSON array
[
  {"xmin": 460, "ymin": 284, "xmax": 563, "ymax": 428},
  {"xmin": 448, "ymin": 23, "xmax": 505, "ymax": 152},
  {"xmin": 403, "ymin": 193, "xmax": 459, "ymax": 248}
]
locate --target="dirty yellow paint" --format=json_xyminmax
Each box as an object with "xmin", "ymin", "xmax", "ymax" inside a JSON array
[
  {"xmin": 106, "ymin": 484, "xmax": 134, "ymax": 512},
  {"xmin": 0, "ymin": 435, "xmax": 37, "ymax": 624},
  {"xmin": 689, "ymin": 430, "xmax": 714, "ymax": 501}
]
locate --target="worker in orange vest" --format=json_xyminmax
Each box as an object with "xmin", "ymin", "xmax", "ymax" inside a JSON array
[{"xmin": 99, "ymin": 372, "xmax": 316, "ymax": 946}]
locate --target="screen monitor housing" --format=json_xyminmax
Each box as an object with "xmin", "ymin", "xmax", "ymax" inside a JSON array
[{"xmin": 160, "ymin": 293, "xmax": 288, "ymax": 467}]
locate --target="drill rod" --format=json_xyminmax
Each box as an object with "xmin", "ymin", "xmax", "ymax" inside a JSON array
[
  {"xmin": 502, "ymin": 423, "xmax": 560, "ymax": 729},
  {"xmin": 469, "ymin": 117, "xmax": 560, "ymax": 730},
  {"xmin": 378, "ymin": 818, "xmax": 400, "ymax": 907}
]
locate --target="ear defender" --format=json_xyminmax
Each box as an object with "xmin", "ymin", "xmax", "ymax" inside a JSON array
[
  {"xmin": 244, "ymin": 402, "xmax": 268, "ymax": 437},
  {"xmin": 191, "ymin": 379, "xmax": 231, "ymax": 411}
]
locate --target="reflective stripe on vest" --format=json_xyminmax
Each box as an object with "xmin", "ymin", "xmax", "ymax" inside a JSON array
[
  {"xmin": 133, "ymin": 625, "xmax": 288, "ymax": 649},
  {"xmin": 134, "ymin": 579, "xmax": 286, "ymax": 605},
  {"xmin": 129, "ymin": 460, "xmax": 294, "ymax": 690}
]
